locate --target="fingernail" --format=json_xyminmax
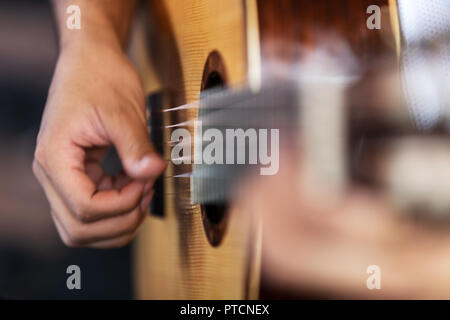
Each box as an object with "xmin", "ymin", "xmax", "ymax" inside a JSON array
[
  {"xmin": 140, "ymin": 190, "xmax": 154, "ymax": 211},
  {"xmin": 137, "ymin": 155, "xmax": 152, "ymax": 169},
  {"xmin": 138, "ymin": 154, "xmax": 166, "ymax": 172}
]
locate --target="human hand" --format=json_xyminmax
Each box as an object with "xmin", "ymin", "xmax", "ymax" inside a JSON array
[{"xmin": 33, "ymin": 39, "xmax": 166, "ymax": 248}]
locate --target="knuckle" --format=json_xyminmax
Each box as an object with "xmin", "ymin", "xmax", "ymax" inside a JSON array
[
  {"xmin": 53, "ymin": 221, "xmax": 82, "ymax": 248},
  {"xmin": 33, "ymin": 145, "xmax": 46, "ymax": 170},
  {"xmin": 72, "ymin": 201, "xmax": 93, "ymax": 223},
  {"xmin": 66, "ymin": 225, "xmax": 87, "ymax": 244},
  {"xmin": 32, "ymin": 160, "xmax": 41, "ymax": 178}
]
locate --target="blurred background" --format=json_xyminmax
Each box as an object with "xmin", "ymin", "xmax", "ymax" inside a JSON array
[{"xmin": 0, "ymin": 0, "xmax": 132, "ymax": 299}]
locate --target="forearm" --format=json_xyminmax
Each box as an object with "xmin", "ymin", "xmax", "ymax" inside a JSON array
[{"xmin": 51, "ymin": 0, "xmax": 138, "ymax": 52}]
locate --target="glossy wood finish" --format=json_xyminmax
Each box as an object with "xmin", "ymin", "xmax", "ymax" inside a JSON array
[
  {"xmin": 131, "ymin": 0, "xmax": 399, "ymax": 300},
  {"xmin": 133, "ymin": 0, "xmax": 258, "ymax": 300}
]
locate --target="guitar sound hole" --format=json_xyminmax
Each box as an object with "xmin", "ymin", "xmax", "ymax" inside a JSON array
[
  {"xmin": 204, "ymin": 71, "xmax": 225, "ymax": 89},
  {"xmin": 204, "ymin": 204, "xmax": 227, "ymax": 224},
  {"xmin": 200, "ymin": 51, "xmax": 230, "ymax": 247},
  {"xmin": 201, "ymin": 203, "xmax": 229, "ymax": 247}
]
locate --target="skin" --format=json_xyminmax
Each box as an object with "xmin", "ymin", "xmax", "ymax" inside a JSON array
[
  {"xmin": 35, "ymin": 0, "xmax": 450, "ymax": 298},
  {"xmin": 33, "ymin": 0, "xmax": 166, "ymax": 248},
  {"xmin": 239, "ymin": 151, "xmax": 450, "ymax": 299}
]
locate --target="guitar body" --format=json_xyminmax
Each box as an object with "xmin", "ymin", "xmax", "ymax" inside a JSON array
[
  {"xmin": 132, "ymin": 0, "xmax": 259, "ymax": 300},
  {"xmin": 131, "ymin": 0, "xmax": 397, "ymax": 299}
]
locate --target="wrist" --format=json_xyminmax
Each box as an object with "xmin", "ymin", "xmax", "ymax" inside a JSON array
[
  {"xmin": 59, "ymin": 33, "xmax": 124, "ymax": 63},
  {"xmin": 58, "ymin": 7, "xmax": 124, "ymax": 55}
]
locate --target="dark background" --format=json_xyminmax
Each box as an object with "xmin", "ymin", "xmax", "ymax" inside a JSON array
[{"xmin": 0, "ymin": 0, "xmax": 133, "ymax": 299}]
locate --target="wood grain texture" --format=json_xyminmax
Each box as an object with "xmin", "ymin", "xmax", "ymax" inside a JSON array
[
  {"xmin": 130, "ymin": 0, "xmax": 400, "ymax": 300},
  {"xmin": 132, "ymin": 0, "xmax": 259, "ymax": 300}
]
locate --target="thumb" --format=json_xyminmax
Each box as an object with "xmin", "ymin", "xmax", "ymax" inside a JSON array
[{"xmin": 105, "ymin": 110, "xmax": 166, "ymax": 180}]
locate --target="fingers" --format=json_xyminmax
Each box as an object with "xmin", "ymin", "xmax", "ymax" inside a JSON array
[
  {"xmin": 33, "ymin": 101, "xmax": 164, "ymax": 248},
  {"xmin": 34, "ymin": 159, "xmax": 151, "ymax": 247},
  {"xmin": 40, "ymin": 141, "xmax": 150, "ymax": 222},
  {"xmin": 52, "ymin": 211, "xmax": 140, "ymax": 249},
  {"xmin": 59, "ymin": 168, "xmax": 146, "ymax": 222},
  {"xmin": 85, "ymin": 161, "xmax": 104, "ymax": 185},
  {"xmin": 102, "ymin": 104, "xmax": 166, "ymax": 180},
  {"xmin": 33, "ymin": 45, "xmax": 165, "ymax": 249},
  {"xmin": 140, "ymin": 189, "xmax": 154, "ymax": 212}
]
